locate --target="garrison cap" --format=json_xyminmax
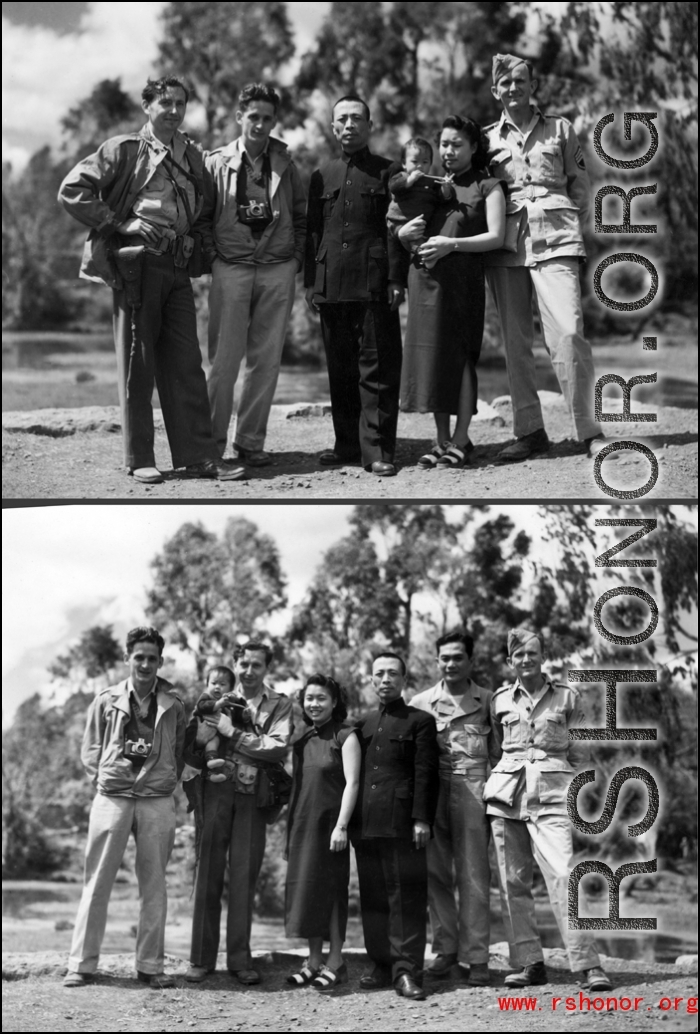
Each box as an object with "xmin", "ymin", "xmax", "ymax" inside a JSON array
[
  {"xmin": 492, "ymin": 53, "xmax": 529, "ymax": 85},
  {"xmin": 507, "ymin": 627, "xmax": 545, "ymax": 656}
]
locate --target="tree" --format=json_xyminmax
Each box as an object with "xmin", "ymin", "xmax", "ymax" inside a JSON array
[
  {"xmin": 48, "ymin": 624, "xmax": 123, "ymax": 685},
  {"xmin": 146, "ymin": 518, "xmax": 288, "ymax": 677},
  {"xmin": 158, "ymin": 1, "xmax": 295, "ymax": 146},
  {"xmin": 60, "ymin": 78, "xmax": 141, "ymax": 159}
]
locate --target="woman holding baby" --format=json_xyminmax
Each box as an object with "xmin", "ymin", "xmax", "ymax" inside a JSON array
[{"xmin": 396, "ymin": 116, "xmax": 506, "ymax": 469}]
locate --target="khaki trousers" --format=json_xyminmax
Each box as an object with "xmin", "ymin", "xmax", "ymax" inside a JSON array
[
  {"xmin": 207, "ymin": 258, "xmax": 297, "ymax": 454},
  {"xmin": 486, "ymin": 259, "xmax": 601, "ymax": 441},
  {"xmin": 67, "ymin": 793, "xmax": 176, "ymax": 974},
  {"xmin": 427, "ymin": 770, "xmax": 491, "ymax": 965},
  {"xmin": 491, "ymin": 813, "xmax": 600, "ymax": 972}
]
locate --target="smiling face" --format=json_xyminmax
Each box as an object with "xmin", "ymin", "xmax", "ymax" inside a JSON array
[
  {"xmin": 125, "ymin": 641, "xmax": 162, "ymax": 695},
  {"xmin": 331, "ymin": 100, "xmax": 372, "ymax": 154},
  {"xmin": 303, "ymin": 683, "xmax": 335, "ymax": 727},
  {"xmin": 439, "ymin": 127, "xmax": 477, "ymax": 175},
  {"xmin": 508, "ymin": 636, "xmax": 544, "ymax": 684},
  {"xmin": 371, "ymin": 655, "xmax": 405, "ymax": 706},
  {"xmin": 142, "ymin": 85, "xmax": 187, "ymax": 142},
  {"xmin": 437, "ymin": 641, "xmax": 473, "ymax": 690},
  {"xmin": 236, "ymin": 99, "xmax": 277, "ymax": 153},
  {"xmin": 491, "ymin": 62, "xmax": 535, "ymax": 115},
  {"xmin": 234, "ymin": 649, "xmax": 269, "ymax": 699}
]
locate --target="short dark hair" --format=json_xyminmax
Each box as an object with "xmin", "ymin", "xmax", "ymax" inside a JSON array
[
  {"xmin": 206, "ymin": 665, "xmax": 235, "ymax": 689},
  {"xmin": 436, "ymin": 629, "xmax": 474, "ymax": 658},
  {"xmin": 299, "ymin": 674, "xmax": 348, "ymax": 725},
  {"xmin": 372, "ymin": 651, "xmax": 407, "ymax": 676},
  {"xmin": 126, "ymin": 626, "xmax": 164, "ymax": 656},
  {"xmin": 402, "ymin": 136, "xmax": 433, "ymax": 164},
  {"xmin": 233, "ymin": 640, "xmax": 273, "ymax": 667},
  {"xmin": 333, "ymin": 94, "xmax": 371, "ymax": 120},
  {"xmin": 238, "ymin": 82, "xmax": 280, "ymax": 113},
  {"xmin": 142, "ymin": 76, "xmax": 189, "ymax": 105},
  {"xmin": 438, "ymin": 115, "xmax": 490, "ymax": 172}
]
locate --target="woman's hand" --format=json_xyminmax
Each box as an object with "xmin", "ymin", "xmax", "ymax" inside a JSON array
[
  {"xmin": 397, "ymin": 214, "xmax": 426, "ymax": 243},
  {"xmin": 418, "ymin": 235, "xmax": 454, "ymax": 263},
  {"xmin": 330, "ymin": 825, "xmax": 348, "ymax": 852}
]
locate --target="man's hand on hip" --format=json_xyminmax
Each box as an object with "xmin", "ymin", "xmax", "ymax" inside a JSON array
[{"xmin": 413, "ymin": 820, "xmax": 430, "ymax": 849}]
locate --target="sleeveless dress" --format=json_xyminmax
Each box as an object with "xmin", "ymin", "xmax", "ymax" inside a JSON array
[
  {"xmin": 284, "ymin": 720, "xmax": 356, "ymax": 940},
  {"xmin": 400, "ymin": 169, "xmax": 505, "ymax": 414}
]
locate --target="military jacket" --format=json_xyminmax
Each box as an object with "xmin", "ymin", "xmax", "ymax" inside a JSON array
[
  {"xmin": 351, "ymin": 697, "xmax": 439, "ymax": 839},
  {"xmin": 484, "ymin": 674, "xmax": 590, "ymax": 820},
  {"xmin": 304, "ymin": 147, "xmax": 408, "ymax": 301},
  {"xmin": 410, "ymin": 679, "xmax": 500, "ymax": 775},
  {"xmin": 484, "ymin": 107, "xmax": 590, "ymax": 267}
]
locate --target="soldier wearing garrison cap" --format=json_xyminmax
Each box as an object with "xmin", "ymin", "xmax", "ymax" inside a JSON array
[
  {"xmin": 484, "ymin": 54, "xmax": 611, "ymax": 463},
  {"xmin": 484, "ymin": 626, "xmax": 612, "ymax": 991}
]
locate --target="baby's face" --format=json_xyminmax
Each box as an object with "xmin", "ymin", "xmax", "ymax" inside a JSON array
[
  {"xmin": 207, "ymin": 672, "xmax": 233, "ymax": 699},
  {"xmin": 404, "ymin": 147, "xmax": 431, "ymax": 174}
]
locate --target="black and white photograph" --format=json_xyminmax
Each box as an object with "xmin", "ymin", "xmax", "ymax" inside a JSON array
[{"xmin": 2, "ymin": 2, "xmax": 698, "ymax": 1032}]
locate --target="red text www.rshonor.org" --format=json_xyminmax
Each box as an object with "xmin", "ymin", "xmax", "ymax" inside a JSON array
[{"xmin": 498, "ymin": 994, "xmax": 699, "ymax": 1014}]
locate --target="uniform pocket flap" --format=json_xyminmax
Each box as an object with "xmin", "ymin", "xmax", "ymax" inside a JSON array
[
  {"xmin": 502, "ymin": 713, "xmax": 519, "ymax": 726},
  {"xmin": 490, "ymin": 149, "xmax": 511, "ymax": 164}
]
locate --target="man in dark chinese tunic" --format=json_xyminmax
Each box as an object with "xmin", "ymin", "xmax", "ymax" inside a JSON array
[
  {"xmin": 304, "ymin": 95, "xmax": 408, "ymax": 477},
  {"xmin": 351, "ymin": 653, "xmax": 439, "ymax": 999}
]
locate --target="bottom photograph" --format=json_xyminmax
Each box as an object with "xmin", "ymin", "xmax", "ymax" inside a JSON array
[{"xmin": 2, "ymin": 502, "xmax": 697, "ymax": 1033}]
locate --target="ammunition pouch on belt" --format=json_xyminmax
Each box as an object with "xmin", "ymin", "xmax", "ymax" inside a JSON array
[
  {"xmin": 173, "ymin": 233, "xmax": 195, "ymax": 270},
  {"xmin": 112, "ymin": 243, "xmax": 145, "ymax": 310}
]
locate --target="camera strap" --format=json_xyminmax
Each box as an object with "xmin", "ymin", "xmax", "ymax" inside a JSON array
[{"xmin": 124, "ymin": 690, "xmax": 157, "ymax": 767}]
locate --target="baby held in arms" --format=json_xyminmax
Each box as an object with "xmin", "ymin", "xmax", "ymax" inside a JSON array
[{"xmin": 387, "ymin": 137, "xmax": 455, "ymax": 268}]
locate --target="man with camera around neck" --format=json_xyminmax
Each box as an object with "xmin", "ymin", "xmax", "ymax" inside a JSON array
[
  {"xmin": 63, "ymin": 627, "xmax": 186, "ymax": 989},
  {"xmin": 198, "ymin": 82, "xmax": 306, "ymax": 468}
]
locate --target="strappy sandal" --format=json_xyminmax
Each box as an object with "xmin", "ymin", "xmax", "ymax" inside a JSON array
[
  {"xmin": 312, "ymin": 962, "xmax": 348, "ymax": 992},
  {"xmin": 417, "ymin": 441, "xmax": 450, "ymax": 469},
  {"xmin": 435, "ymin": 440, "xmax": 474, "ymax": 468},
  {"xmin": 286, "ymin": 960, "xmax": 322, "ymax": 986}
]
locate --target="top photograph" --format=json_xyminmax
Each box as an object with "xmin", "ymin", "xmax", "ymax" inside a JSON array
[{"xmin": 2, "ymin": 0, "xmax": 697, "ymax": 501}]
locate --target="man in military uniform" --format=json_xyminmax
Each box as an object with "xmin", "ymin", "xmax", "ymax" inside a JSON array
[
  {"xmin": 304, "ymin": 95, "xmax": 408, "ymax": 476},
  {"xmin": 58, "ymin": 77, "xmax": 243, "ymax": 485},
  {"xmin": 411, "ymin": 630, "xmax": 499, "ymax": 986},
  {"xmin": 485, "ymin": 628, "xmax": 612, "ymax": 990},
  {"xmin": 352, "ymin": 653, "xmax": 439, "ymax": 999},
  {"xmin": 484, "ymin": 55, "xmax": 608, "ymax": 463}
]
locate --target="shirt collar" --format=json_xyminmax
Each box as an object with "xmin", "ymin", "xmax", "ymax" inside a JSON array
[
  {"xmin": 240, "ymin": 137, "xmax": 270, "ymax": 164},
  {"xmin": 128, "ymin": 678, "xmax": 156, "ymax": 714},
  {"xmin": 512, "ymin": 671, "xmax": 553, "ymax": 704},
  {"xmin": 340, "ymin": 146, "xmax": 370, "ymax": 165},
  {"xmin": 381, "ymin": 696, "xmax": 405, "ymax": 715},
  {"xmin": 142, "ymin": 122, "xmax": 186, "ymax": 162},
  {"xmin": 498, "ymin": 104, "xmax": 542, "ymax": 136}
]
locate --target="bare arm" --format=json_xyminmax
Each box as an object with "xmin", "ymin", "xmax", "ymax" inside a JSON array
[
  {"xmin": 330, "ymin": 731, "xmax": 361, "ymax": 851},
  {"xmin": 419, "ymin": 185, "xmax": 506, "ymax": 262}
]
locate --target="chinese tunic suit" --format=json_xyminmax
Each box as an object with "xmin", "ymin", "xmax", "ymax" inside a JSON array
[
  {"xmin": 485, "ymin": 675, "xmax": 601, "ymax": 972},
  {"xmin": 351, "ymin": 698, "xmax": 439, "ymax": 981},
  {"xmin": 304, "ymin": 148, "xmax": 408, "ymax": 466},
  {"xmin": 484, "ymin": 108, "xmax": 601, "ymax": 442},
  {"xmin": 411, "ymin": 679, "xmax": 499, "ymax": 966}
]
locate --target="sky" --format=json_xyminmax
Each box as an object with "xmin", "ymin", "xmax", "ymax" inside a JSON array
[
  {"xmin": 1, "ymin": 1, "xmax": 330, "ymax": 168},
  {"xmin": 1, "ymin": 1, "xmax": 575, "ymax": 171},
  {"xmin": 3, "ymin": 503, "xmax": 696, "ymax": 725}
]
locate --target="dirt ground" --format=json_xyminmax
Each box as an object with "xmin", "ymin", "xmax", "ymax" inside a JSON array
[
  {"xmin": 2, "ymin": 394, "xmax": 697, "ymax": 500},
  {"xmin": 2, "ymin": 946, "xmax": 698, "ymax": 1034}
]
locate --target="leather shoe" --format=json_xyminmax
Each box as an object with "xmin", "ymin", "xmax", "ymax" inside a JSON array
[
  {"xmin": 465, "ymin": 962, "xmax": 491, "ymax": 986},
  {"xmin": 130, "ymin": 466, "xmax": 163, "ymax": 484},
  {"xmin": 427, "ymin": 953, "xmax": 457, "ymax": 977},
  {"xmin": 63, "ymin": 971, "xmax": 94, "ymax": 987},
  {"xmin": 504, "ymin": 962, "xmax": 549, "ymax": 987},
  {"xmin": 231, "ymin": 967, "xmax": 261, "ymax": 985},
  {"xmin": 582, "ymin": 966, "xmax": 613, "ymax": 992},
  {"xmin": 370, "ymin": 461, "xmax": 396, "ymax": 477},
  {"xmin": 359, "ymin": 968, "xmax": 391, "ymax": 990},
  {"xmin": 586, "ymin": 433, "xmax": 620, "ymax": 460},
  {"xmin": 394, "ymin": 974, "xmax": 427, "ymax": 1000},
  {"xmin": 319, "ymin": 450, "xmax": 361, "ymax": 466},
  {"xmin": 496, "ymin": 428, "xmax": 550, "ymax": 464},
  {"xmin": 180, "ymin": 459, "xmax": 246, "ymax": 481},
  {"xmin": 137, "ymin": 971, "xmax": 176, "ymax": 988},
  {"xmin": 234, "ymin": 446, "xmax": 272, "ymax": 467},
  {"xmin": 184, "ymin": 965, "xmax": 212, "ymax": 982}
]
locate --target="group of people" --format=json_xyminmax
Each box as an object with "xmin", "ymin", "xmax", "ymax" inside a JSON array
[
  {"xmin": 63, "ymin": 626, "xmax": 613, "ymax": 1001},
  {"xmin": 58, "ymin": 52, "xmax": 611, "ymax": 484}
]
